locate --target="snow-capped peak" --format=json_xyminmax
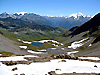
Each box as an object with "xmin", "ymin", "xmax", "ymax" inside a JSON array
[
  {"xmin": 46, "ymin": 15, "xmax": 56, "ymax": 17},
  {"xmin": 68, "ymin": 12, "xmax": 90, "ymax": 19},
  {"xmin": 14, "ymin": 12, "xmax": 29, "ymax": 15},
  {"xmin": 1, "ymin": 12, "xmax": 10, "ymax": 14},
  {"xmin": 46, "ymin": 15, "xmax": 64, "ymax": 17}
]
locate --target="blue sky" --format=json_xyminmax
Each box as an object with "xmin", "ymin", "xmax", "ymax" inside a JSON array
[{"xmin": 0, "ymin": 0, "xmax": 100, "ymax": 16}]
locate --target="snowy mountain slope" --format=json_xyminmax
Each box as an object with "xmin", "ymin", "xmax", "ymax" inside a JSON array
[
  {"xmin": 67, "ymin": 12, "xmax": 90, "ymax": 19},
  {"xmin": 44, "ymin": 12, "xmax": 91, "ymax": 28}
]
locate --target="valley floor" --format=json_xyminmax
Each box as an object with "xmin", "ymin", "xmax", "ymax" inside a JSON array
[{"xmin": 0, "ymin": 33, "xmax": 100, "ymax": 75}]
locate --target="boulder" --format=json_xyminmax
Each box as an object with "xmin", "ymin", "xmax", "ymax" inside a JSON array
[
  {"xmin": 61, "ymin": 60, "xmax": 66, "ymax": 62},
  {"xmin": 53, "ymin": 54, "xmax": 78, "ymax": 60},
  {"xmin": 94, "ymin": 65, "xmax": 98, "ymax": 68},
  {"xmin": 48, "ymin": 71, "xmax": 56, "ymax": 75},
  {"xmin": 12, "ymin": 67, "xmax": 18, "ymax": 71},
  {"xmin": 55, "ymin": 68, "xmax": 61, "ymax": 71},
  {"xmin": 20, "ymin": 73, "xmax": 25, "ymax": 75}
]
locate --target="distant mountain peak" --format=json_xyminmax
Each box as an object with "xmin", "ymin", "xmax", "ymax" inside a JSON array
[
  {"xmin": 67, "ymin": 12, "xmax": 91, "ymax": 19},
  {"xmin": 1, "ymin": 12, "xmax": 10, "ymax": 14},
  {"xmin": 14, "ymin": 12, "xmax": 29, "ymax": 15},
  {"xmin": 46, "ymin": 15, "xmax": 64, "ymax": 18}
]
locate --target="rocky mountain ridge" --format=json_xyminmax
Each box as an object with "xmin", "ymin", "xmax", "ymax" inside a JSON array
[{"xmin": 0, "ymin": 12, "xmax": 91, "ymax": 28}]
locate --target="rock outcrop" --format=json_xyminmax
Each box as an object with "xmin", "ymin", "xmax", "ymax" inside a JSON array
[
  {"xmin": 1, "ymin": 60, "xmax": 31, "ymax": 66},
  {"xmin": 52, "ymin": 54, "xmax": 78, "ymax": 60},
  {"xmin": 24, "ymin": 57, "xmax": 51, "ymax": 62}
]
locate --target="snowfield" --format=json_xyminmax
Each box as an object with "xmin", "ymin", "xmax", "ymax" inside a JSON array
[
  {"xmin": 17, "ymin": 39, "xmax": 32, "ymax": 44},
  {"xmin": 0, "ymin": 55, "xmax": 38, "ymax": 61},
  {"xmin": 37, "ymin": 49, "xmax": 47, "ymax": 51},
  {"xmin": 0, "ymin": 58, "xmax": 100, "ymax": 75},
  {"xmin": 27, "ymin": 50, "xmax": 46, "ymax": 54},
  {"xmin": 38, "ymin": 40, "xmax": 63, "ymax": 45},
  {"xmin": 67, "ymin": 51, "xmax": 79, "ymax": 55},
  {"xmin": 19, "ymin": 46, "xmax": 27, "ymax": 49},
  {"xmin": 79, "ymin": 57, "xmax": 100, "ymax": 61},
  {"xmin": 68, "ymin": 37, "xmax": 89, "ymax": 49}
]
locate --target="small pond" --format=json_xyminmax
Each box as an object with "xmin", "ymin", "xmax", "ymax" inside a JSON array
[{"xmin": 31, "ymin": 42, "xmax": 44, "ymax": 47}]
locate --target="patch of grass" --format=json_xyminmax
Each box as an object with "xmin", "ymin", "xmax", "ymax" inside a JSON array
[
  {"xmin": 39, "ymin": 43, "xmax": 55, "ymax": 49},
  {"xmin": 77, "ymin": 46, "xmax": 85, "ymax": 50},
  {"xmin": 27, "ymin": 44, "xmax": 39, "ymax": 51},
  {"xmin": 53, "ymin": 37, "xmax": 68, "ymax": 43},
  {"xmin": 63, "ymin": 43, "xmax": 71, "ymax": 47},
  {"xmin": 0, "ymin": 28, "xmax": 19, "ymax": 41},
  {"xmin": 0, "ymin": 51, "xmax": 14, "ymax": 55}
]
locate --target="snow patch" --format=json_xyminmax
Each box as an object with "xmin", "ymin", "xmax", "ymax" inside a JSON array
[
  {"xmin": 19, "ymin": 46, "xmax": 27, "ymax": 49},
  {"xmin": 67, "ymin": 51, "xmax": 79, "ymax": 55},
  {"xmin": 51, "ymin": 48, "xmax": 57, "ymax": 50},
  {"xmin": 61, "ymin": 48, "xmax": 64, "ymax": 50},
  {"xmin": 38, "ymin": 49, "xmax": 47, "ymax": 51},
  {"xmin": 38, "ymin": 40, "xmax": 63, "ymax": 46},
  {"xmin": 0, "ymin": 55, "xmax": 37, "ymax": 61},
  {"xmin": 17, "ymin": 39, "xmax": 31, "ymax": 44},
  {"xmin": 88, "ymin": 44, "xmax": 92, "ymax": 47},
  {"xmin": 68, "ymin": 37, "xmax": 89, "ymax": 49},
  {"xmin": 38, "ymin": 40, "xmax": 59, "ymax": 44},
  {"xmin": 79, "ymin": 57, "xmax": 100, "ymax": 61},
  {"xmin": 27, "ymin": 50, "xmax": 46, "ymax": 54},
  {"xmin": 22, "ymin": 41, "xmax": 31, "ymax": 44}
]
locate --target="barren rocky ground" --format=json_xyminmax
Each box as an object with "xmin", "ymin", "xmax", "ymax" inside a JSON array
[{"xmin": 0, "ymin": 34, "xmax": 29, "ymax": 55}]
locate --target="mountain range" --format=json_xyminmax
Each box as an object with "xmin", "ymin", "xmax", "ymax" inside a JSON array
[
  {"xmin": 0, "ymin": 16, "xmax": 68, "ymax": 41},
  {"xmin": 0, "ymin": 12, "xmax": 91, "ymax": 28}
]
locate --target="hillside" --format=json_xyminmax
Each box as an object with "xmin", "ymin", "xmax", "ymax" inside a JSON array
[
  {"xmin": 62, "ymin": 13, "xmax": 100, "ymax": 57},
  {"xmin": 0, "ymin": 17, "xmax": 68, "ymax": 41},
  {"xmin": 0, "ymin": 33, "xmax": 29, "ymax": 55}
]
